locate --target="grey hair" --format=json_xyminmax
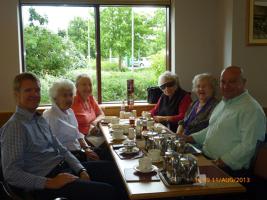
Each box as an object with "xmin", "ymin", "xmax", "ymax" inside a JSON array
[
  {"xmin": 192, "ymin": 73, "xmax": 218, "ymax": 96},
  {"xmin": 49, "ymin": 79, "xmax": 76, "ymax": 104},
  {"xmin": 75, "ymin": 73, "xmax": 92, "ymax": 87},
  {"xmin": 223, "ymin": 66, "xmax": 246, "ymax": 82},
  {"xmin": 158, "ymin": 71, "xmax": 180, "ymax": 88}
]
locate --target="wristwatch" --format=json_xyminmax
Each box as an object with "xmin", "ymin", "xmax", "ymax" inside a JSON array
[
  {"xmin": 78, "ymin": 168, "xmax": 87, "ymax": 176},
  {"xmin": 82, "ymin": 146, "xmax": 91, "ymax": 150}
]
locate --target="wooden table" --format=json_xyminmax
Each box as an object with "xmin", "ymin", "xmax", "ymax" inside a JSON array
[{"xmin": 100, "ymin": 124, "xmax": 246, "ymax": 199}]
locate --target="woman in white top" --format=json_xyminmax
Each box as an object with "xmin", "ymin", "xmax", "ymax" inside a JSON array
[{"xmin": 43, "ymin": 79, "xmax": 99, "ymax": 161}]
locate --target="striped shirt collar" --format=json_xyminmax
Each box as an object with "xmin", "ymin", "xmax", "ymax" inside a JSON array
[{"xmin": 16, "ymin": 106, "xmax": 41, "ymax": 121}]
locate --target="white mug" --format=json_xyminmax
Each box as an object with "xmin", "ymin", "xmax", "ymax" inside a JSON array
[
  {"xmin": 148, "ymin": 149, "xmax": 161, "ymax": 162},
  {"xmin": 142, "ymin": 111, "xmax": 151, "ymax": 118},
  {"xmin": 119, "ymin": 111, "xmax": 125, "ymax": 119},
  {"xmin": 138, "ymin": 157, "xmax": 152, "ymax": 172},
  {"xmin": 112, "ymin": 129, "xmax": 123, "ymax": 139},
  {"xmin": 123, "ymin": 112, "xmax": 131, "ymax": 119},
  {"xmin": 111, "ymin": 116, "xmax": 120, "ymax": 124}
]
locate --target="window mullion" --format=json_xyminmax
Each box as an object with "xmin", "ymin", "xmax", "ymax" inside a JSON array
[{"xmin": 95, "ymin": 5, "xmax": 102, "ymax": 103}]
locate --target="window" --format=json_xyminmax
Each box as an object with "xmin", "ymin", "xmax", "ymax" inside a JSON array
[{"xmin": 21, "ymin": 3, "xmax": 169, "ymax": 104}]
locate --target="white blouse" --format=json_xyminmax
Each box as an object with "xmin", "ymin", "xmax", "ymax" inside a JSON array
[{"xmin": 43, "ymin": 104, "xmax": 84, "ymax": 151}]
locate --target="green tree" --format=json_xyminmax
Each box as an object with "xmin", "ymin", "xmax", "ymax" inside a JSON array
[
  {"xmin": 28, "ymin": 7, "xmax": 48, "ymax": 26},
  {"xmin": 24, "ymin": 8, "xmax": 86, "ymax": 76},
  {"xmin": 100, "ymin": 7, "xmax": 132, "ymax": 70},
  {"xmin": 68, "ymin": 16, "xmax": 96, "ymax": 59},
  {"xmin": 148, "ymin": 9, "xmax": 166, "ymax": 55},
  {"xmin": 25, "ymin": 26, "xmax": 71, "ymax": 76}
]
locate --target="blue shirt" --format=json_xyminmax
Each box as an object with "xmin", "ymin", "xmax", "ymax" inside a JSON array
[
  {"xmin": 0, "ymin": 107, "xmax": 84, "ymax": 190},
  {"xmin": 192, "ymin": 91, "xmax": 266, "ymax": 170}
]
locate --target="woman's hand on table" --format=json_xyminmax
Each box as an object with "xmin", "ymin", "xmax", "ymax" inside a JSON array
[
  {"xmin": 176, "ymin": 125, "xmax": 185, "ymax": 136},
  {"xmin": 154, "ymin": 116, "xmax": 168, "ymax": 123},
  {"xmin": 84, "ymin": 148, "xmax": 100, "ymax": 160},
  {"xmin": 89, "ymin": 125, "xmax": 100, "ymax": 135},
  {"xmin": 179, "ymin": 134, "xmax": 195, "ymax": 144}
]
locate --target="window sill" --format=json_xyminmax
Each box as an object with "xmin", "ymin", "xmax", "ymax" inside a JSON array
[{"xmin": 38, "ymin": 102, "xmax": 155, "ymax": 116}]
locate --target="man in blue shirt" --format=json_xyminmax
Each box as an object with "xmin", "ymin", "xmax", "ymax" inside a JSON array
[
  {"xmin": 185, "ymin": 66, "xmax": 266, "ymax": 176},
  {"xmin": 0, "ymin": 73, "xmax": 123, "ymax": 199}
]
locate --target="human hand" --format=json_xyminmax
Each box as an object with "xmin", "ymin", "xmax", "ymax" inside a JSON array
[
  {"xmin": 89, "ymin": 125, "xmax": 99, "ymax": 135},
  {"xmin": 91, "ymin": 120, "xmax": 101, "ymax": 127},
  {"xmin": 80, "ymin": 170, "xmax": 90, "ymax": 180},
  {"xmin": 176, "ymin": 125, "xmax": 184, "ymax": 136},
  {"xmin": 84, "ymin": 148, "xmax": 100, "ymax": 160},
  {"xmin": 45, "ymin": 173, "xmax": 78, "ymax": 189},
  {"xmin": 153, "ymin": 116, "xmax": 167, "ymax": 123},
  {"xmin": 212, "ymin": 159, "xmax": 226, "ymax": 168}
]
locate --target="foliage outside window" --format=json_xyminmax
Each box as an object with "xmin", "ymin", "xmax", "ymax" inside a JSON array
[{"xmin": 21, "ymin": 5, "xmax": 167, "ymax": 104}]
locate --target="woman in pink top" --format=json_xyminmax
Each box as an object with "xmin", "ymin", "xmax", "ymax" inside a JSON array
[{"xmin": 72, "ymin": 74, "xmax": 105, "ymax": 136}]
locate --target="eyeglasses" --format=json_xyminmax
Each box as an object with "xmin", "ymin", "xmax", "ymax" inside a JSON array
[{"xmin": 159, "ymin": 81, "xmax": 176, "ymax": 90}]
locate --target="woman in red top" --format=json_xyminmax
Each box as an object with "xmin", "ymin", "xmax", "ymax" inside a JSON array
[
  {"xmin": 150, "ymin": 71, "xmax": 192, "ymax": 132},
  {"xmin": 72, "ymin": 74, "xmax": 105, "ymax": 136}
]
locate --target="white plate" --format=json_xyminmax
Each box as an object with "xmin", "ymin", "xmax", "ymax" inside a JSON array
[
  {"xmin": 112, "ymin": 135, "xmax": 127, "ymax": 140},
  {"xmin": 119, "ymin": 147, "xmax": 139, "ymax": 154},
  {"xmin": 143, "ymin": 131, "xmax": 158, "ymax": 137},
  {"xmin": 134, "ymin": 165, "xmax": 158, "ymax": 173}
]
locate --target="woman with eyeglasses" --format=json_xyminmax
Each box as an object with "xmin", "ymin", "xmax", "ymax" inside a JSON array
[
  {"xmin": 150, "ymin": 71, "xmax": 192, "ymax": 132},
  {"xmin": 176, "ymin": 73, "xmax": 219, "ymax": 136}
]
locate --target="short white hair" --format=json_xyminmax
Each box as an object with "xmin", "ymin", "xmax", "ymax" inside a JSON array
[
  {"xmin": 49, "ymin": 79, "xmax": 76, "ymax": 104},
  {"xmin": 158, "ymin": 71, "xmax": 180, "ymax": 88},
  {"xmin": 75, "ymin": 74, "xmax": 92, "ymax": 87},
  {"xmin": 192, "ymin": 73, "xmax": 218, "ymax": 96}
]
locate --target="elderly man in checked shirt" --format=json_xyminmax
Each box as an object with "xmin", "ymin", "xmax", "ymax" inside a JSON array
[
  {"xmin": 183, "ymin": 66, "xmax": 266, "ymax": 177},
  {"xmin": 0, "ymin": 72, "xmax": 125, "ymax": 200}
]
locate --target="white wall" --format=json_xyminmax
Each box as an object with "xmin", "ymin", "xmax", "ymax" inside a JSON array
[
  {"xmin": 0, "ymin": 0, "xmax": 21, "ymax": 112},
  {"xmin": 219, "ymin": 0, "xmax": 233, "ymax": 68},
  {"xmin": 172, "ymin": 0, "xmax": 222, "ymax": 92},
  {"xmin": 231, "ymin": 0, "xmax": 267, "ymax": 107}
]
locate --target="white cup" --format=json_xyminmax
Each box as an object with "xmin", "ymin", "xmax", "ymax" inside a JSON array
[
  {"xmin": 112, "ymin": 129, "xmax": 124, "ymax": 139},
  {"xmin": 111, "ymin": 116, "xmax": 120, "ymax": 124},
  {"xmin": 123, "ymin": 112, "xmax": 131, "ymax": 119},
  {"xmin": 119, "ymin": 111, "xmax": 125, "ymax": 119},
  {"xmin": 142, "ymin": 111, "xmax": 151, "ymax": 119},
  {"xmin": 148, "ymin": 149, "xmax": 161, "ymax": 162},
  {"xmin": 147, "ymin": 119, "xmax": 154, "ymax": 130},
  {"xmin": 138, "ymin": 157, "xmax": 152, "ymax": 172}
]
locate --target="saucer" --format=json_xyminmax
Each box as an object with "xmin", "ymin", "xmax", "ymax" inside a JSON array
[
  {"xmin": 134, "ymin": 165, "xmax": 158, "ymax": 173},
  {"xmin": 119, "ymin": 147, "xmax": 139, "ymax": 154},
  {"xmin": 112, "ymin": 135, "xmax": 127, "ymax": 140},
  {"xmin": 142, "ymin": 131, "xmax": 158, "ymax": 137}
]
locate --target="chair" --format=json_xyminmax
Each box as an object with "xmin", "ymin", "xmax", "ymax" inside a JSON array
[
  {"xmin": 246, "ymin": 142, "xmax": 267, "ymax": 199},
  {"xmin": 253, "ymin": 142, "xmax": 267, "ymax": 180},
  {"xmin": 0, "ymin": 169, "xmax": 23, "ymax": 200}
]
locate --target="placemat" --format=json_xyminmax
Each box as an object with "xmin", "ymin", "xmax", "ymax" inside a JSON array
[
  {"xmin": 124, "ymin": 168, "xmax": 160, "ymax": 182},
  {"xmin": 114, "ymin": 148, "xmax": 144, "ymax": 160}
]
